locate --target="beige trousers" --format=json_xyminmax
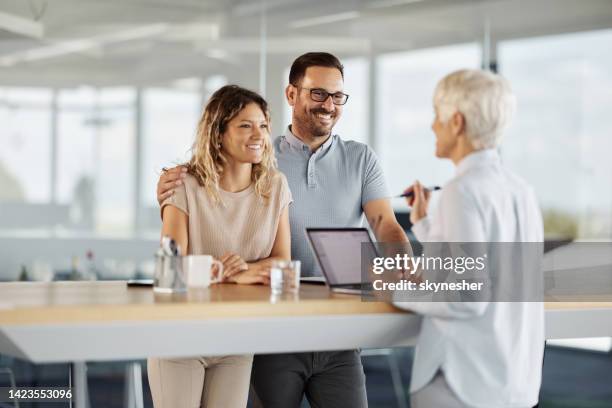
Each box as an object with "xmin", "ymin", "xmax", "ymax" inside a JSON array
[{"xmin": 147, "ymin": 355, "xmax": 253, "ymax": 408}]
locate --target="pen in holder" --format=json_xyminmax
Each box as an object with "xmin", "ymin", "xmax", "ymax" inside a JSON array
[{"xmin": 154, "ymin": 253, "xmax": 187, "ymax": 294}]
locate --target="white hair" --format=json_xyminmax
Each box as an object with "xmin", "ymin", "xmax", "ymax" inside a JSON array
[{"xmin": 433, "ymin": 69, "xmax": 516, "ymax": 149}]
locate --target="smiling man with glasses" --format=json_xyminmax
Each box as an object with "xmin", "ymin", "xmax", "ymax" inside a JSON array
[
  {"xmin": 157, "ymin": 52, "xmax": 408, "ymax": 407},
  {"xmin": 249, "ymin": 52, "xmax": 408, "ymax": 408},
  {"xmin": 270, "ymin": 52, "xmax": 406, "ymax": 280},
  {"xmin": 285, "ymin": 55, "xmax": 350, "ymax": 151}
]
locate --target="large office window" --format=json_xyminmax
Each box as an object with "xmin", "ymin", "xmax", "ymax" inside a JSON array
[
  {"xmin": 0, "ymin": 88, "xmax": 52, "ymax": 203},
  {"xmin": 140, "ymin": 88, "xmax": 201, "ymax": 232},
  {"xmin": 57, "ymin": 88, "xmax": 95, "ymax": 207},
  {"xmin": 141, "ymin": 88, "xmax": 201, "ymax": 208},
  {"xmin": 377, "ymin": 43, "xmax": 481, "ymax": 207},
  {"xmin": 57, "ymin": 87, "xmax": 136, "ymax": 235},
  {"xmin": 499, "ymin": 29, "xmax": 612, "ymax": 238},
  {"xmin": 1, "ymin": 84, "xmax": 200, "ymax": 236},
  {"xmin": 95, "ymin": 89, "xmax": 136, "ymax": 235}
]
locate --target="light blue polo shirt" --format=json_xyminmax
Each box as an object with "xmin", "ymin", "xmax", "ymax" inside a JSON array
[{"xmin": 274, "ymin": 126, "xmax": 390, "ymax": 276}]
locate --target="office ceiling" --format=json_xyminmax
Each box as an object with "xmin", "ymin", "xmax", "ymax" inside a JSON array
[{"xmin": 0, "ymin": 0, "xmax": 611, "ymax": 86}]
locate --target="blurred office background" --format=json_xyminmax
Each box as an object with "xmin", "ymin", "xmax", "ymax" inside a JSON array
[{"xmin": 0, "ymin": 0, "xmax": 611, "ymax": 407}]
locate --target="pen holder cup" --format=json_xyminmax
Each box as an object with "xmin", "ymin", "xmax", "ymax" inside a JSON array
[{"xmin": 153, "ymin": 254, "xmax": 187, "ymax": 294}]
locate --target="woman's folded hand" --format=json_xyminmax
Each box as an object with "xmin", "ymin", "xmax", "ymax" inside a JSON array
[
  {"xmin": 228, "ymin": 266, "xmax": 271, "ymax": 285},
  {"xmin": 220, "ymin": 253, "xmax": 248, "ymax": 280}
]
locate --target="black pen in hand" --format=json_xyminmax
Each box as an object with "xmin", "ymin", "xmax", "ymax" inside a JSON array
[{"xmin": 397, "ymin": 186, "xmax": 441, "ymax": 198}]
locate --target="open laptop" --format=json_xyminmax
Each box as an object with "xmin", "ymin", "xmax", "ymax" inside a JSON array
[{"xmin": 306, "ymin": 228, "xmax": 378, "ymax": 294}]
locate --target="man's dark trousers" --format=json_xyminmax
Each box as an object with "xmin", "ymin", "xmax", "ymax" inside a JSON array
[{"xmin": 251, "ymin": 350, "xmax": 368, "ymax": 408}]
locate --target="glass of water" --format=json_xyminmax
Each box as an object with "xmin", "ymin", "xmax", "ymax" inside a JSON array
[{"xmin": 270, "ymin": 260, "xmax": 301, "ymax": 296}]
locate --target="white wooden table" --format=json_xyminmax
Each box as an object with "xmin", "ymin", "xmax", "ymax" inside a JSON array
[{"xmin": 1, "ymin": 281, "xmax": 612, "ymax": 407}]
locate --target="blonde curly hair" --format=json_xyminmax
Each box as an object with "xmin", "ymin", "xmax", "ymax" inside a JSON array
[{"xmin": 187, "ymin": 85, "xmax": 277, "ymax": 204}]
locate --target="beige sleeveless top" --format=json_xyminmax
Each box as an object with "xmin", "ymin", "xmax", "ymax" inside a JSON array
[{"xmin": 161, "ymin": 172, "xmax": 292, "ymax": 261}]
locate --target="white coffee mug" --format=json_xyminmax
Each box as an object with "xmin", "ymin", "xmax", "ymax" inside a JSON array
[{"xmin": 182, "ymin": 255, "xmax": 223, "ymax": 288}]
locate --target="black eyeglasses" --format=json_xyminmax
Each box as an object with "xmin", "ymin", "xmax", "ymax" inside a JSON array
[{"xmin": 295, "ymin": 86, "xmax": 350, "ymax": 105}]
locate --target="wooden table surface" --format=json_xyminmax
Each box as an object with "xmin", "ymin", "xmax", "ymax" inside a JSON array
[
  {"xmin": 0, "ymin": 281, "xmax": 611, "ymax": 325},
  {"xmin": 1, "ymin": 281, "xmax": 612, "ymax": 364},
  {"xmin": 0, "ymin": 281, "xmax": 403, "ymax": 325}
]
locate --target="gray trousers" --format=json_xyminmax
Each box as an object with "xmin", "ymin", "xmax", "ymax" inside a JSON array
[
  {"xmin": 411, "ymin": 372, "xmax": 532, "ymax": 408},
  {"xmin": 411, "ymin": 372, "xmax": 471, "ymax": 408},
  {"xmin": 251, "ymin": 350, "xmax": 368, "ymax": 408}
]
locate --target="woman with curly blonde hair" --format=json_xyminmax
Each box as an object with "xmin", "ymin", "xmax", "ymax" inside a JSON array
[{"xmin": 148, "ymin": 85, "xmax": 292, "ymax": 408}]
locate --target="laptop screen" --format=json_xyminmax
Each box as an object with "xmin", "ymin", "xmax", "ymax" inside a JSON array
[{"xmin": 306, "ymin": 228, "xmax": 376, "ymax": 286}]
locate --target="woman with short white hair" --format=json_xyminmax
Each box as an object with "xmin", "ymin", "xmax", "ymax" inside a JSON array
[
  {"xmin": 398, "ymin": 69, "xmax": 544, "ymax": 407},
  {"xmin": 431, "ymin": 68, "xmax": 516, "ymax": 159}
]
